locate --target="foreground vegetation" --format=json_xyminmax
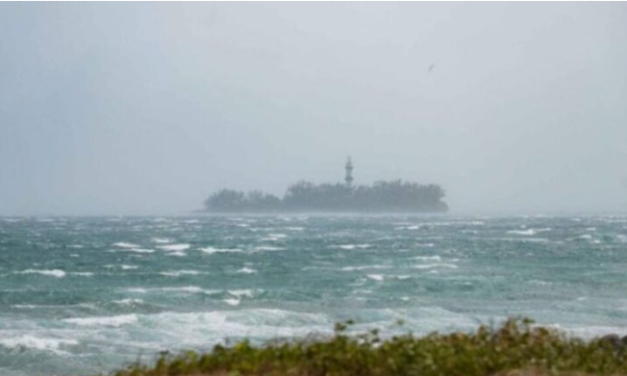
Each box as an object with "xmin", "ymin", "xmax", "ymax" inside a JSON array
[{"xmin": 108, "ymin": 318, "xmax": 627, "ymax": 376}]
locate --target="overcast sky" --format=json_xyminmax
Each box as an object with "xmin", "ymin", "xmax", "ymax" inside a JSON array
[{"xmin": 0, "ymin": 2, "xmax": 626, "ymax": 216}]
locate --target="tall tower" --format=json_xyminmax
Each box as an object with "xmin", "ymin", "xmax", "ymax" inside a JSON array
[{"xmin": 345, "ymin": 156, "xmax": 354, "ymax": 187}]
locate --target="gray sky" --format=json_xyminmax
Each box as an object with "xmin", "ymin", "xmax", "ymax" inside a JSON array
[{"xmin": 1, "ymin": 2, "xmax": 626, "ymax": 216}]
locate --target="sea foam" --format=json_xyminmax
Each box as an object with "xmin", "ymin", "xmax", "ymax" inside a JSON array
[{"xmin": 64, "ymin": 314, "xmax": 138, "ymax": 327}]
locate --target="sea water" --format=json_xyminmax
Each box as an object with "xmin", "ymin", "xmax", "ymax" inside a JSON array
[{"xmin": 1, "ymin": 215, "xmax": 627, "ymax": 376}]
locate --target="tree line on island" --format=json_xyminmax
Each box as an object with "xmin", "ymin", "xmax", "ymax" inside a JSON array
[{"xmin": 204, "ymin": 180, "xmax": 448, "ymax": 213}]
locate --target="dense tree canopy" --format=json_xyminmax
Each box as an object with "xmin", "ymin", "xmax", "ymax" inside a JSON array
[{"xmin": 204, "ymin": 180, "xmax": 448, "ymax": 213}]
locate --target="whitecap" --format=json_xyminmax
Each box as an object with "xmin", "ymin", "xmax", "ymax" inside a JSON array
[
  {"xmin": 124, "ymin": 248, "xmax": 154, "ymax": 254},
  {"xmin": 367, "ymin": 274, "xmax": 384, "ymax": 281},
  {"xmin": 341, "ymin": 265, "xmax": 389, "ymax": 271},
  {"xmin": 121, "ymin": 265, "xmax": 139, "ymax": 270},
  {"xmin": 18, "ymin": 269, "xmax": 66, "ymax": 278},
  {"xmin": 333, "ymin": 244, "xmax": 371, "ymax": 250},
  {"xmin": 64, "ymin": 314, "xmax": 138, "ymax": 327},
  {"xmin": 236, "ymin": 267, "xmax": 257, "ymax": 274},
  {"xmin": 72, "ymin": 272, "xmax": 94, "ymax": 277},
  {"xmin": 152, "ymin": 238, "xmax": 172, "ymax": 244},
  {"xmin": 160, "ymin": 270, "xmax": 202, "ymax": 277},
  {"xmin": 167, "ymin": 251, "xmax": 187, "ymax": 257},
  {"xmin": 395, "ymin": 225, "xmax": 421, "ymax": 230},
  {"xmin": 576, "ymin": 234, "xmax": 594, "ymax": 240},
  {"xmin": 158, "ymin": 244, "xmax": 191, "ymax": 251},
  {"xmin": 160, "ymin": 286, "xmax": 206, "ymax": 293},
  {"xmin": 261, "ymin": 233, "xmax": 288, "ymax": 241},
  {"xmin": 112, "ymin": 298, "xmax": 144, "ymax": 306},
  {"xmin": 113, "ymin": 242, "xmax": 141, "ymax": 248},
  {"xmin": 507, "ymin": 229, "xmax": 536, "ymax": 236},
  {"xmin": 461, "ymin": 230, "xmax": 478, "ymax": 234},
  {"xmin": 229, "ymin": 289, "xmax": 255, "ymax": 298},
  {"xmin": 126, "ymin": 287, "xmax": 147, "ymax": 294},
  {"xmin": 223, "ymin": 298, "xmax": 241, "ymax": 306},
  {"xmin": 529, "ymin": 280, "xmax": 551, "ymax": 286},
  {"xmin": 0, "ymin": 335, "xmax": 78, "ymax": 353},
  {"xmin": 254, "ymin": 246, "xmax": 285, "ymax": 251},
  {"xmin": 413, "ymin": 263, "xmax": 458, "ymax": 270},
  {"xmin": 199, "ymin": 246, "xmax": 242, "ymax": 255},
  {"xmin": 140, "ymin": 309, "xmax": 330, "ymax": 343},
  {"xmin": 412, "ymin": 255, "xmax": 442, "ymax": 262}
]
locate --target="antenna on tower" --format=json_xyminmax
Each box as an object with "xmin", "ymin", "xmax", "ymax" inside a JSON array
[{"xmin": 345, "ymin": 156, "xmax": 354, "ymax": 188}]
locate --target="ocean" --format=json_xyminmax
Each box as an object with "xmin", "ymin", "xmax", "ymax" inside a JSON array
[{"xmin": 1, "ymin": 215, "xmax": 627, "ymax": 376}]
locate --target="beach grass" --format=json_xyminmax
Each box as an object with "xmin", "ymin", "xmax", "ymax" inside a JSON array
[{"xmin": 107, "ymin": 318, "xmax": 627, "ymax": 376}]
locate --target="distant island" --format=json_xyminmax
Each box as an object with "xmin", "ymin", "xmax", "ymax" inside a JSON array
[{"xmin": 203, "ymin": 158, "xmax": 448, "ymax": 213}]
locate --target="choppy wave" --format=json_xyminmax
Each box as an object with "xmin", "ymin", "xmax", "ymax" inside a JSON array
[{"xmin": 3, "ymin": 215, "xmax": 627, "ymax": 376}]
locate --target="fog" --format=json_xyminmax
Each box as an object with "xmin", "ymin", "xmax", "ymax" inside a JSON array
[{"xmin": 0, "ymin": 2, "xmax": 626, "ymax": 216}]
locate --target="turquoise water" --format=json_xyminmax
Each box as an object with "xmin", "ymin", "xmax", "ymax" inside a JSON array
[{"xmin": 1, "ymin": 215, "xmax": 627, "ymax": 376}]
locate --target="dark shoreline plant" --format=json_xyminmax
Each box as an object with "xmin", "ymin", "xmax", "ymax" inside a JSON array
[
  {"xmin": 108, "ymin": 318, "xmax": 627, "ymax": 376},
  {"xmin": 204, "ymin": 180, "xmax": 448, "ymax": 213}
]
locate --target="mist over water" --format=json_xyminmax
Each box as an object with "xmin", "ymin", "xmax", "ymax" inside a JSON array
[
  {"xmin": 0, "ymin": 2, "xmax": 626, "ymax": 216},
  {"xmin": 2, "ymin": 215, "xmax": 627, "ymax": 376}
]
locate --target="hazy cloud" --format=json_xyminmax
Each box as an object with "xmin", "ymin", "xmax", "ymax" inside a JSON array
[{"xmin": 0, "ymin": 2, "xmax": 625, "ymax": 215}]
